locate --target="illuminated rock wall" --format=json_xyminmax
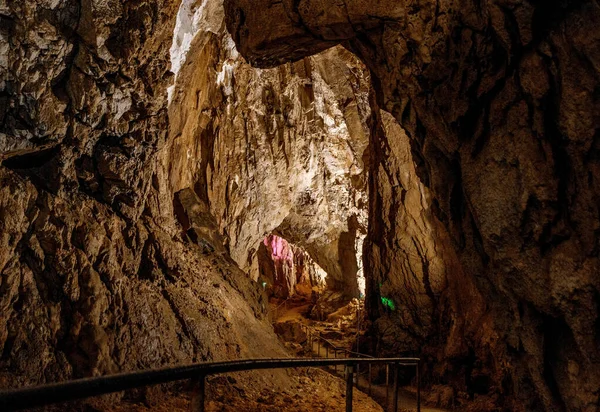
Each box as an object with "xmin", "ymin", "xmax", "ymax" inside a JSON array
[{"xmin": 224, "ymin": 0, "xmax": 600, "ymax": 409}]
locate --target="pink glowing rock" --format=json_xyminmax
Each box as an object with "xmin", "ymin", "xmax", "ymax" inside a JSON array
[{"xmin": 264, "ymin": 235, "xmax": 293, "ymax": 263}]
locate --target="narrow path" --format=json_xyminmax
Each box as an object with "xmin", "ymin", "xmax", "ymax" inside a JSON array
[
  {"xmin": 306, "ymin": 339, "xmax": 447, "ymax": 412},
  {"xmin": 271, "ymin": 297, "xmax": 448, "ymax": 412}
]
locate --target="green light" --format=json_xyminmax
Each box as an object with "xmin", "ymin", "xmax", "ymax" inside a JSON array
[
  {"xmin": 380, "ymin": 296, "xmax": 396, "ymax": 311},
  {"xmin": 261, "ymin": 281, "xmax": 267, "ymax": 289}
]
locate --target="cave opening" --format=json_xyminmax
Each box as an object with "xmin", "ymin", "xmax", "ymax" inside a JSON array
[
  {"xmin": 249, "ymin": 226, "xmax": 367, "ymax": 325},
  {"xmin": 166, "ymin": 7, "xmax": 373, "ymax": 327},
  {"xmin": 251, "ymin": 234, "xmax": 328, "ymax": 301}
]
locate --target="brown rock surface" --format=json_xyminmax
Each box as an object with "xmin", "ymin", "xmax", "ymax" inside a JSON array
[
  {"xmin": 256, "ymin": 235, "xmax": 327, "ymax": 299},
  {"xmin": 3, "ymin": 0, "xmax": 599, "ymax": 410},
  {"xmin": 0, "ymin": 0, "xmax": 374, "ymax": 401},
  {"xmin": 165, "ymin": 13, "xmax": 370, "ymax": 295},
  {"xmin": 163, "ymin": 5, "xmax": 373, "ymax": 295},
  {"xmin": 225, "ymin": 0, "xmax": 600, "ymax": 410},
  {"xmin": 0, "ymin": 0, "xmax": 290, "ymax": 397}
]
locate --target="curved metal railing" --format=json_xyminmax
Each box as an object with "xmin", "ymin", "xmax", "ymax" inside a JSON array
[
  {"xmin": 302, "ymin": 324, "xmax": 421, "ymax": 412},
  {"xmin": 0, "ymin": 356, "xmax": 420, "ymax": 412}
]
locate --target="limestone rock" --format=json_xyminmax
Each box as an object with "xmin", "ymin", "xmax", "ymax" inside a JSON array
[
  {"xmin": 0, "ymin": 0, "xmax": 290, "ymax": 397},
  {"xmin": 0, "ymin": 0, "xmax": 373, "ymax": 402},
  {"xmin": 273, "ymin": 320, "xmax": 307, "ymax": 344},
  {"xmin": 165, "ymin": 3, "xmax": 371, "ymax": 296},
  {"xmin": 225, "ymin": 0, "xmax": 600, "ymax": 409},
  {"xmin": 4, "ymin": 0, "xmax": 599, "ymax": 410},
  {"xmin": 254, "ymin": 235, "xmax": 327, "ymax": 299}
]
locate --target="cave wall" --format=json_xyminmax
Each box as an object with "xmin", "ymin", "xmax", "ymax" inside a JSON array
[
  {"xmin": 0, "ymin": 0, "xmax": 290, "ymax": 394},
  {"xmin": 164, "ymin": 2, "xmax": 372, "ymax": 296},
  {"xmin": 0, "ymin": 0, "xmax": 376, "ymax": 395},
  {"xmin": 224, "ymin": 0, "xmax": 600, "ymax": 410},
  {"xmin": 366, "ymin": 111, "xmax": 477, "ymax": 359},
  {"xmin": 4, "ymin": 0, "xmax": 599, "ymax": 409}
]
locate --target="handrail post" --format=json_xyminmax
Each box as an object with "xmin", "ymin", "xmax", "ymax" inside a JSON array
[
  {"xmin": 345, "ymin": 364, "xmax": 354, "ymax": 412},
  {"xmin": 392, "ymin": 363, "xmax": 400, "ymax": 412},
  {"xmin": 190, "ymin": 374, "xmax": 206, "ymax": 412},
  {"xmin": 368, "ymin": 363, "xmax": 372, "ymax": 396},
  {"xmin": 385, "ymin": 363, "xmax": 389, "ymax": 408},
  {"xmin": 417, "ymin": 362, "xmax": 421, "ymax": 412},
  {"xmin": 0, "ymin": 356, "xmax": 423, "ymax": 411},
  {"xmin": 334, "ymin": 349, "xmax": 338, "ymax": 373}
]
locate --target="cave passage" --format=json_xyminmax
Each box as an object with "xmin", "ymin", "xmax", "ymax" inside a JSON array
[
  {"xmin": 252, "ymin": 234, "xmax": 328, "ymax": 300},
  {"xmin": 5, "ymin": 0, "xmax": 600, "ymax": 411}
]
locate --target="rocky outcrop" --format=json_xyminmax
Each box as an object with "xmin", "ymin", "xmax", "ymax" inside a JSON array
[
  {"xmin": 365, "ymin": 111, "xmax": 473, "ymax": 355},
  {"xmin": 0, "ymin": 166, "xmax": 285, "ymax": 390},
  {"xmin": 224, "ymin": 0, "xmax": 600, "ymax": 410},
  {"xmin": 254, "ymin": 235, "xmax": 327, "ymax": 299}
]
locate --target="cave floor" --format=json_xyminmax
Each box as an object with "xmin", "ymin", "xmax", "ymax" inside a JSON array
[
  {"xmin": 104, "ymin": 368, "xmax": 384, "ymax": 412},
  {"xmin": 304, "ymin": 340, "xmax": 448, "ymax": 412},
  {"xmin": 64, "ymin": 298, "xmax": 383, "ymax": 411}
]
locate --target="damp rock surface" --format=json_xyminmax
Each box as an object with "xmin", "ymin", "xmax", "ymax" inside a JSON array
[
  {"xmin": 1, "ymin": 0, "xmax": 374, "ymax": 398},
  {"xmin": 2, "ymin": 0, "xmax": 600, "ymax": 411},
  {"xmin": 164, "ymin": 10, "xmax": 372, "ymax": 295}
]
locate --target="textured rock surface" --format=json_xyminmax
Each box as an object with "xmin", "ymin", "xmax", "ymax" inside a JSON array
[
  {"xmin": 165, "ymin": 3, "xmax": 371, "ymax": 296},
  {"xmin": 0, "ymin": 0, "xmax": 290, "ymax": 395},
  {"xmin": 225, "ymin": 0, "xmax": 600, "ymax": 410},
  {"xmin": 4, "ymin": 0, "xmax": 600, "ymax": 410},
  {"xmin": 365, "ymin": 111, "xmax": 474, "ymax": 357},
  {"xmin": 0, "ymin": 0, "xmax": 373, "ymax": 398},
  {"xmin": 253, "ymin": 235, "xmax": 327, "ymax": 299}
]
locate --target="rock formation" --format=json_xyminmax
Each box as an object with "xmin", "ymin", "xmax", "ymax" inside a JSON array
[
  {"xmin": 0, "ymin": 0, "xmax": 372, "ymax": 396},
  {"xmin": 254, "ymin": 234, "xmax": 327, "ymax": 299},
  {"xmin": 3, "ymin": 0, "xmax": 599, "ymax": 410},
  {"xmin": 164, "ymin": 3, "xmax": 372, "ymax": 295},
  {"xmin": 1, "ymin": 1, "xmax": 294, "ymax": 395},
  {"xmin": 224, "ymin": 0, "xmax": 600, "ymax": 410}
]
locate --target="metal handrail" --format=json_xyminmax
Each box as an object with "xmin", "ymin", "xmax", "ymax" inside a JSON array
[
  {"xmin": 273, "ymin": 297, "xmax": 290, "ymax": 311},
  {"xmin": 302, "ymin": 325, "xmax": 421, "ymax": 412},
  {"xmin": 0, "ymin": 357, "xmax": 419, "ymax": 412},
  {"xmin": 303, "ymin": 325, "xmax": 372, "ymax": 359}
]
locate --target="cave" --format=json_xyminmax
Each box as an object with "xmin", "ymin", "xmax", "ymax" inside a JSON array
[{"xmin": 1, "ymin": 0, "xmax": 600, "ymax": 411}]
